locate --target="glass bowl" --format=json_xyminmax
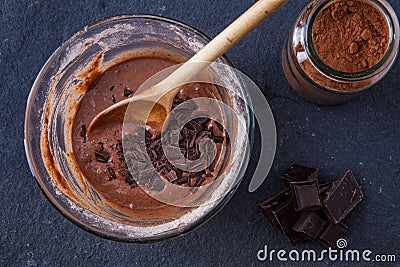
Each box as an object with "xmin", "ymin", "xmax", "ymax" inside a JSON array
[{"xmin": 24, "ymin": 15, "xmax": 254, "ymax": 242}]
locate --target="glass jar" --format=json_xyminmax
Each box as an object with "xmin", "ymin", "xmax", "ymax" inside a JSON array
[
  {"xmin": 282, "ymin": 0, "xmax": 399, "ymax": 105},
  {"xmin": 24, "ymin": 15, "xmax": 254, "ymax": 242}
]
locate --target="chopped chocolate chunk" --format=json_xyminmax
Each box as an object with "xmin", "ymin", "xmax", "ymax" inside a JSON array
[
  {"xmin": 213, "ymin": 136, "xmax": 224, "ymax": 143},
  {"xmin": 291, "ymin": 179, "xmax": 322, "ymax": 211},
  {"xmin": 98, "ymin": 141, "xmax": 104, "ymax": 151},
  {"xmin": 322, "ymin": 170, "xmax": 364, "ymax": 223},
  {"xmin": 187, "ymin": 147, "xmax": 200, "ymax": 160},
  {"xmin": 281, "ymin": 164, "xmax": 318, "ymax": 182},
  {"xmin": 318, "ymin": 223, "xmax": 348, "ymax": 248},
  {"xmin": 94, "ymin": 150, "xmax": 110, "ymax": 163},
  {"xmin": 175, "ymin": 168, "xmax": 182, "ymax": 179},
  {"xmin": 125, "ymin": 171, "xmax": 137, "ymax": 186},
  {"xmin": 176, "ymin": 172, "xmax": 189, "ymax": 184},
  {"xmin": 319, "ymin": 182, "xmax": 332, "ymax": 194},
  {"xmin": 145, "ymin": 130, "xmax": 152, "ymax": 140},
  {"xmin": 259, "ymin": 165, "xmax": 364, "ymax": 248},
  {"xmin": 292, "ymin": 211, "xmax": 328, "ymax": 240},
  {"xmin": 150, "ymin": 149, "xmax": 158, "ymax": 160},
  {"xmin": 273, "ymin": 200, "xmax": 308, "ymax": 246},
  {"xmin": 196, "ymin": 131, "xmax": 211, "ymax": 144},
  {"xmin": 143, "ymin": 114, "xmax": 228, "ymax": 187},
  {"xmin": 188, "ymin": 120, "xmax": 203, "ymax": 132},
  {"xmin": 109, "ymin": 85, "xmax": 115, "ymax": 91},
  {"xmin": 107, "ymin": 166, "xmax": 117, "ymax": 180},
  {"xmin": 173, "ymin": 97, "xmax": 184, "ymax": 105},
  {"xmin": 80, "ymin": 125, "xmax": 86, "ymax": 143},
  {"xmin": 166, "ymin": 170, "xmax": 178, "ymax": 182},
  {"xmin": 158, "ymin": 167, "xmax": 167, "ymax": 176},
  {"xmin": 124, "ymin": 87, "xmax": 133, "ymax": 97},
  {"xmin": 149, "ymin": 139, "xmax": 161, "ymax": 149},
  {"xmin": 195, "ymin": 175, "xmax": 206, "ymax": 187},
  {"xmin": 115, "ymin": 139, "xmax": 122, "ymax": 150},
  {"xmin": 111, "ymin": 95, "xmax": 116, "ymax": 104},
  {"xmin": 259, "ymin": 188, "xmax": 292, "ymax": 227},
  {"xmin": 207, "ymin": 120, "xmax": 224, "ymax": 137},
  {"xmin": 208, "ymin": 161, "xmax": 215, "ymax": 172},
  {"xmin": 188, "ymin": 134, "xmax": 196, "ymax": 148}
]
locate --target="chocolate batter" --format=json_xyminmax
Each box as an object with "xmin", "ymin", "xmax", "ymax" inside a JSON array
[{"xmin": 72, "ymin": 54, "xmax": 228, "ymax": 214}]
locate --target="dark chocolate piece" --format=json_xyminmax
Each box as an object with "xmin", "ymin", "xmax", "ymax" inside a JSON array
[
  {"xmin": 195, "ymin": 175, "xmax": 206, "ymax": 187},
  {"xmin": 166, "ymin": 170, "xmax": 178, "ymax": 182},
  {"xmin": 80, "ymin": 125, "xmax": 86, "ymax": 143},
  {"xmin": 98, "ymin": 141, "xmax": 104, "ymax": 151},
  {"xmin": 109, "ymin": 85, "xmax": 115, "ymax": 91},
  {"xmin": 319, "ymin": 182, "xmax": 332, "ymax": 194},
  {"xmin": 188, "ymin": 120, "xmax": 203, "ymax": 132},
  {"xmin": 124, "ymin": 87, "xmax": 133, "ymax": 97},
  {"xmin": 173, "ymin": 96, "xmax": 184, "ymax": 105},
  {"xmin": 291, "ymin": 179, "xmax": 322, "ymax": 211},
  {"xmin": 125, "ymin": 170, "xmax": 137, "ymax": 187},
  {"xmin": 149, "ymin": 139, "xmax": 161, "ymax": 149},
  {"xmin": 143, "ymin": 115, "xmax": 228, "ymax": 187},
  {"xmin": 259, "ymin": 188, "xmax": 292, "ymax": 227},
  {"xmin": 318, "ymin": 223, "xmax": 348, "ymax": 248},
  {"xmin": 281, "ymin": 164, "xmax": 318, "ymax": 182},
  {"xmin": 188, "ymin": 134, "xmax": 196, "ymax": 148},
  {"xmin": 94, "ymin": 150, "xmax": 110, "ymax": 163},
  {"xmin": 111, "ymin": 95, "xmax": 116, "ymax": 104},
  {"xmin": 207, "ymin": 120, "xmax": 224, "ymax": 137},
  {"xmin": 273, "ymin": 200, "xmax": 308, "ymax": 246},
  {"xmin": 259, "ymin": 166, "xmax": 364, "ymax": 248},
  {"xmin": 196, "ymin": 131, "xmax": 211, "ymax": 144},
  {"xmin": 213, "ymin": 136, "xmax": 224, "ymax": 143},
  {"xmin": 107, "ymin": 166, "xmax": 117, "ymax": 180},
  {"xmin": 292, "ymin": 211, "xmax": 328, "ymax": 240},
  {"xmin": 323, "ymin": 170, "xmax": 364, "ymax": 223}
]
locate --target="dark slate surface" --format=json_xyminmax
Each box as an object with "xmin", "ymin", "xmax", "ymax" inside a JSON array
[{"xmin": 1, "ymin": 0, "xmax": 399, "ymax": 266}]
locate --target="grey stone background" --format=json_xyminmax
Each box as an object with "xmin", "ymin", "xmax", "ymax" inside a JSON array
[{"xmin": 1, "ymin": 0, "xmax": 399, "ymax": 266}]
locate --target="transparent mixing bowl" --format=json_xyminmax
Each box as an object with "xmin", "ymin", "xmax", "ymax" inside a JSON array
[{"xmin": 24, "ymin": 15, "xmax": 254, "ymax": 242}]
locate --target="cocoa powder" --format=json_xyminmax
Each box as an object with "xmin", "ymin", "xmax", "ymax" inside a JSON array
[{"xmin": 313, "ymin": 0, "xmax": 389, "ymax": 73}]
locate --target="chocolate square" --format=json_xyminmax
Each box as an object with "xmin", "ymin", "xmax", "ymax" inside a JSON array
[
  {"xmin": 273, "ymin": 200, "xmax": 308, "ymax": 246},
  {"xmin": 318, "ymin": 223, "xmax": 348, "ymax": 248},
  {"xmin": 318, "ymin": 182, "xmax": 332, "ymax": 195},
  {"xmin": 281, "ymin": 164, "xmax": 318, "ymax": 182},
  {"xmin": 259, "ymin": 188, "xmax": 292, "ymax": 227},
  {"xmin": 292, "ymin": 211, "xmax": 328, "ymax": 240},
  {"xmin": 291, "ymin": 180, "xmax": 322, "ymax": 211},
  {"xmin": 323, "ymin": 170, "xmax": 364, "ymax": 223}
]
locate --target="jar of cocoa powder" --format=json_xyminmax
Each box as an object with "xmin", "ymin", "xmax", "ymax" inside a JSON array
[{"xmin": 282, "ymin": 0, "xmax": 399, "ymax": 105}]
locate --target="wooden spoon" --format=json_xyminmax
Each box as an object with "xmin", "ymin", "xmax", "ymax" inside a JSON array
[{"xmin": 87, "ymin": 0, "xmax": 288, "ymax": 134}]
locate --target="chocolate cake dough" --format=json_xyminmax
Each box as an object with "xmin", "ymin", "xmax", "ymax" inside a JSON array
[{"xmin": 72, "ymin": 54, "xmax": 229, "ymax": 212}]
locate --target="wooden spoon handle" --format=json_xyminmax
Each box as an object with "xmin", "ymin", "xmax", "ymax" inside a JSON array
[
  {"xmin": 154, "ymin": 0, "xmax": 288, "ymax": 94},
  {"xmin": 190, "ymin": 0, "xmax": 288, "ymax": 63},
  {"xmin": 87, "ymin": 0, "xmax": 288, "ymax": 132}
]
